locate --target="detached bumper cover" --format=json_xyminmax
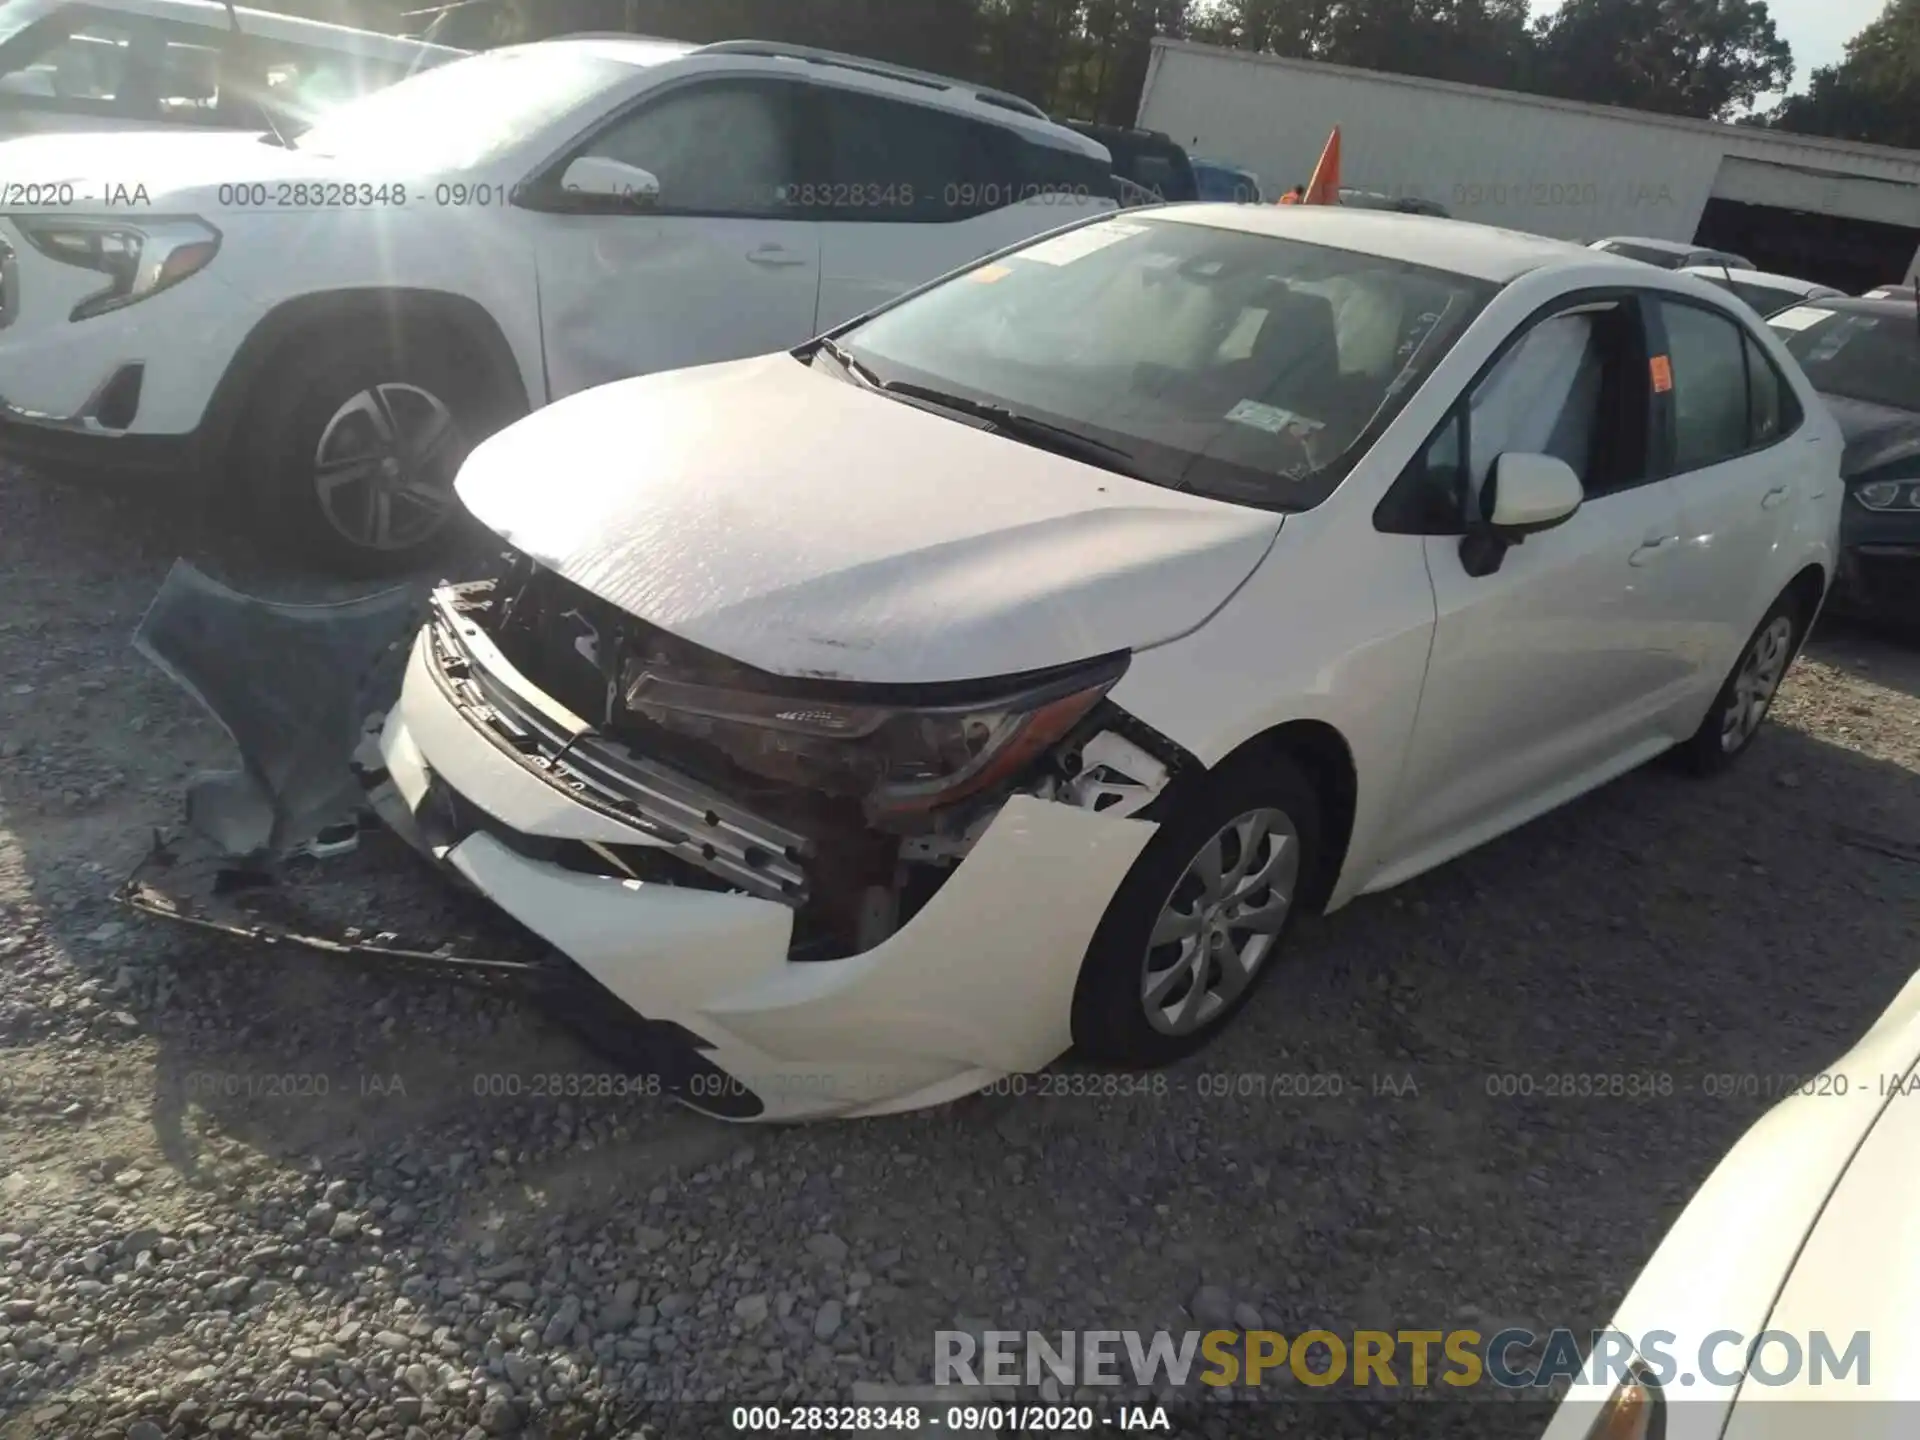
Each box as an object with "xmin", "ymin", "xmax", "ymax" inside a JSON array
[{"xmin": 379, "ymin": 624, "xmax": 1159, "ymax": 1122}]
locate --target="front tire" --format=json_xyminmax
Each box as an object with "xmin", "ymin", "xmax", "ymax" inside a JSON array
[
  {"xmin": 1071, "ymin": 752, "xmax": 1321, "ymax": 1067},
  {"xmin": 1673, "ymin": 594, "xmax": 1804, "ymax": 775},
  {"xmin": 236, "ymin": 335, "xmax": 490, "ymax": 575}
]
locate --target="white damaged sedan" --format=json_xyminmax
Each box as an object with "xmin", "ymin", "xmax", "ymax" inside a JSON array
[{"xmin": 129, "ymin": 205, "xmax": 1843, "ymax": 1120}]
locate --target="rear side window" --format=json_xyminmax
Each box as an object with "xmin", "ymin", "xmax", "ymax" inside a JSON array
[
  {"xmin": 1743, "ymin": 331, "xmax": 1801, "ymax": 446},
  {"xmin": 1660, "ymin": 299, "xmax": 1794, "ymax": 469},
  {"xmin": 815, "ymin": 88, "xmax": 1014, "ymax": 222}
]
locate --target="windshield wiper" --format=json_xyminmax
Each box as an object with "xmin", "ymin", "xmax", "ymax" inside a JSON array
[
  {"xmin": 877, "ymin": 380, "xmax": 1148, "ymax": 480},
  {"xmin": 809, "ymin": 337, "xmax": 883, "ymax": 389}
]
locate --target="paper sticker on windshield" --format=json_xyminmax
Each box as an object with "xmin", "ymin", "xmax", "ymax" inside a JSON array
[
  {"xmin": 970, "ymin": 264, "xmax": 1013, "ymax": 284},
  {"xmin": 1768, "ymin": 306, "xmax": 1831, "ymax": 332},
  {"xmin": 1019, "ymin": 220, "xmax": 1148, "ymax": 266},
  {"xmin": 1226, "ymin": 399, "xmax": 1323, "ymax": 435},
  {"xmin": 1649, "ymin": 354, "xmax": 1672, "ymax": 393}
]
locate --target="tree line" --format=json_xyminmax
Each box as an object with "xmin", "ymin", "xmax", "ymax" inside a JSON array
[{"xmin": 277, "ymin": 0, "xmax": 1920, "ymax": 147}]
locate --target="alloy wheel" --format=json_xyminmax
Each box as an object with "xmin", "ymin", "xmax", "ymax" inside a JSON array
[
  {"xmin": 1140, "ymin": 806, "xmax": 1300, "ymax": 1036},
  {"xmin": 311, "ymin": 383, "xmax": 462, "ymax": 553},
  {"xmin": 1720, "ymin": 614, "xmax": 1794, "ymax": 752}
]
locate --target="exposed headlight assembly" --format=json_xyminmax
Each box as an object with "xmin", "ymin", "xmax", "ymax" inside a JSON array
[
  {"xmin": 1853, "ymin": 478, "xmax": 1920, "ymax": 511},
  {"xmin": 620, "ymin": 654, "xmax": 1128, "ymax": 828},
  {"xmin": 14, "ymin": 216, "xmax": 221, "ymax": 321}
]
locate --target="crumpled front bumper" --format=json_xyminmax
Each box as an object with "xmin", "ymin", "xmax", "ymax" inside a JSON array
[{"xmin": 373, "ymin": 623, "xmax": 1159, "ymax": 1122}]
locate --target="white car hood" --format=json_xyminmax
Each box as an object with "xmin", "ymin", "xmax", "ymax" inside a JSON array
[
  {"xmin": 454, "ymin": 354, "xmax": 1282, "ymax": 685},
  {"xmin": 0, "ymin": 130, "xmax": 353, "ymax": 207}
]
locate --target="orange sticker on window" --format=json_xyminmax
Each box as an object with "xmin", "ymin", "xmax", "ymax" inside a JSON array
[
  {"xmin": 970, "ymin": 264, "xmax": 1013, "ymax": 284},
  {"xmin": 1650, "ymin": 354, "xmax": 1673, "ymax": 392}
]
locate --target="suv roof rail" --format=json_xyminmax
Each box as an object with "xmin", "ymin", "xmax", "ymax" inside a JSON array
[{"xmin": 694, "ymin": 39, "xmax": 1049, "ymax": 120}]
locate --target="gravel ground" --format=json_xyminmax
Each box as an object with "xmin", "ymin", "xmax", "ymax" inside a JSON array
[{"xmin": 2, "ymin": 465, "xmax": 1918, "ymax": 1440}]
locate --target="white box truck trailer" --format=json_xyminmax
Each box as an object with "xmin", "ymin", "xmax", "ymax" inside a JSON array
[{"xmin": 1136, "ymin": 38, "xmax": 1920, "ymax": 293}]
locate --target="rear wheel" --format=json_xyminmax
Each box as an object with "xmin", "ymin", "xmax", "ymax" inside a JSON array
[
  {"xmin": 1673, "ymin": 594, "xmax": 1804, "ymax": 774},
  {"xmin": 236, "ymin": 334, "xmax": 491, "ymax": 575},
  {"xmin": 1071, "ymin": 753, "xmax": 1321, "ymax": 1066}
]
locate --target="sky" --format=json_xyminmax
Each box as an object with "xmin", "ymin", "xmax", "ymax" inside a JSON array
[{"xmin": 1531, "ymin": 0, "xmax": 1888, "ymax": 93}]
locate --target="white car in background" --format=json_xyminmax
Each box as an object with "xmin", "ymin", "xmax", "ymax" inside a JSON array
[
  {"xmin": 0, "ymin": 0, "xmax": 461, "ymax": 136},
  {"xmin": 1681, "ymin": 265, "xmax": 1843, "ymax": 317},
  {"xmin": 1544, "ymin": 966, "xmax": 1920, "ymax": 1440},
  {"xmin": 130, "ymin": 206, "xmax": 1843, "ymax": 1122},
  {"xmin": 0, "ymin": 35, "xmax": 1114, "ymax": 568}
]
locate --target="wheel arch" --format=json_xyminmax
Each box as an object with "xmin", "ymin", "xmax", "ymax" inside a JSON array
[
  {"xmin": 1205, "ymin": 718, "xmax": 1359, "ymax": 915},
  {"xmin": 199, "ymin": 288, "xmax": 533, "ymax": 464},
  {"xmin": 1783, "ymin": 561, "xmax": 1828, "ymax": 629}
]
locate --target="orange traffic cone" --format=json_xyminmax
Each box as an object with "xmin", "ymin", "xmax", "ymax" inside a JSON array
[{"xmin": 1303, "ymin": 127, "xmax": 1341, "ymax": 205}]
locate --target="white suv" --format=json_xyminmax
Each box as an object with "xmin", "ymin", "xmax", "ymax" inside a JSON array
[{"xmin": 0, "ymin": 35, "xmax": 1115, "ymax": 568}]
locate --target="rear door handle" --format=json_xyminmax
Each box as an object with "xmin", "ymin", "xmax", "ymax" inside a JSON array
[
  {"xmin": 1629, "ymin": 534, "xmax": 1677, "ymax": 566},
  {"xmin": 746, "ymin": 245, "xmax": 809, "ymax": 268},
  {"xmin": 1761, "ymin": 485, "xmax": 1791, "ymax": 510}
]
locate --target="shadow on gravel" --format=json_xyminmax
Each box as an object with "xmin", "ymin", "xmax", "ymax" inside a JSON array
[{"xmin": 4, "ymin": 458, "xmax": 1920, "ymax": 1430}]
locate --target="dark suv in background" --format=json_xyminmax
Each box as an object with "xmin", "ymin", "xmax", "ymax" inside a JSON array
[{"xmin": 1064, "ymin": 120, "xmax": 1197, "ymax": 202}]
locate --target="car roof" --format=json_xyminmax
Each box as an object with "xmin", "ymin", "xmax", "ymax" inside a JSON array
[
  {"xmin": 1773, "ymin": 294, "xmax": 1920, "ymax": 320},
  {"xmin": 1592, "ymin": 236, "xmax": 1697, "ymax": 255},
  {"xmin": 33, "ymin": 0, "xmax": 466, "ymax": 59},
  {"xmin": 1148, "ymin": 204, "xmax": 1598, "ymax": 282},
  {"xmin": 1680, "ymin": 266, "xmax": 1834, "ymax": 292}
]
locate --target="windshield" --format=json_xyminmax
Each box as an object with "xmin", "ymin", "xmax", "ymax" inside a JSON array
[
  {"xmin": 291, "ymin": 48, "xmax": 632, "ymax": 168},
  {"xmin": 836, "ymin": 215, "xmax": 1497, "ymax": 511},
  {"xmin": 1771, "ymin": 305, "xmax": 1920, "ymax": 413}
]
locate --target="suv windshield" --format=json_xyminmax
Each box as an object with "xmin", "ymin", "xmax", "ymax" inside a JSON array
[
  {"xmin": 1771, "ymin": 306, "xmax": 1920, "ymax": 413},
  {"xmin": 835, "ymin": 214, "xmax": 1496, "ymax": 511},
  {"xmin": 291, "ymin": 47, "xmax": 631, "ymax": 168}
]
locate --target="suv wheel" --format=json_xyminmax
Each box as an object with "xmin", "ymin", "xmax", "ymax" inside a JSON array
[
  {"xmin": 239, "ymin": 336, "xmax": 487, "ymax": 574},
  {"xmin": 1070, "ymin": 752, "xmax": 1321, "ymax": 1067}
]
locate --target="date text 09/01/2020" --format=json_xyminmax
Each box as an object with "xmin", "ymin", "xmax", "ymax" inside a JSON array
[{"xmin": 728, "ymin": 1404, "xmax": 1171, "ymax": 1432}]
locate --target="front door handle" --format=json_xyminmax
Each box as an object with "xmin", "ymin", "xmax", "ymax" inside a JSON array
[
  {"xmin": 746, "ymin": 245, "xmax": 809, "ymax": 268},
  {"xmin": 1629, "ymin": 535, "xmax": 1677, "ymax": 566},
  {"xmin": 1761, "ymin": 485, "xmax": 1791, "ymax": 510}
]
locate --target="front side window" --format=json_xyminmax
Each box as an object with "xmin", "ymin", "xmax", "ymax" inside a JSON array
[
  {"xmin": 585, "ymin": 80, "xmax": 797, "ymax": 217},
  {"xmin": 1770, "ymin": 305, "xmax": 1920, "ymax": 413},
  {"xmin": 835, "ymin": 215, "xmax": 1495, "ymax": 510},
  {"xmin": 1660, "ymin": 300, "xmax": 1752, "ymax": 471}
]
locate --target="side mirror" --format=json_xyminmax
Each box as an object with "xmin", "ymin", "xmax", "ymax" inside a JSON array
[
  {"xmin": 558, "ymin": 156, "xmax": 660, "ymax": 209},
  {"xmin": 1460, "ymin": 452, "xmax": 1584, "ymax": 577}
]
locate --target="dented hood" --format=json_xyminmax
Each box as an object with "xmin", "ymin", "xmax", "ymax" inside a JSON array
[{"xmin": 455, "ymin": 354, "xmax": 1282, "ymax": 684}]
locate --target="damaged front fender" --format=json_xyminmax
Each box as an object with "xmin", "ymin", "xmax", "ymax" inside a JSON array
[{"xmin": 133, "ymin": 559, "xmax": 427, "ymax": 859}]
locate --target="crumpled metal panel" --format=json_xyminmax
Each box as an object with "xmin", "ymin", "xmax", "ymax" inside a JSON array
[{"xmin": 132, "ymin": 560, "xmax": 427, "ymax": 858}]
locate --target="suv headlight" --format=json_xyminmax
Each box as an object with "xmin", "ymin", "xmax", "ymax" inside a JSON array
[
  {"xmin": 619, "ymin": 654, "xmax": 1127, "ymax": 827},
  {"xmin": 1853, "ymin": 478, "xmax": 1920, "ymax": 511},
  {"xmin": 13, "ymin": 216, "xmax": 220, "ymax": 321}
]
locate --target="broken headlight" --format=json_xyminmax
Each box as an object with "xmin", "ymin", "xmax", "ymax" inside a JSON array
[{"xmin": 620, "ymin": 654, "xmax": 1127, "ymax": 825}]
